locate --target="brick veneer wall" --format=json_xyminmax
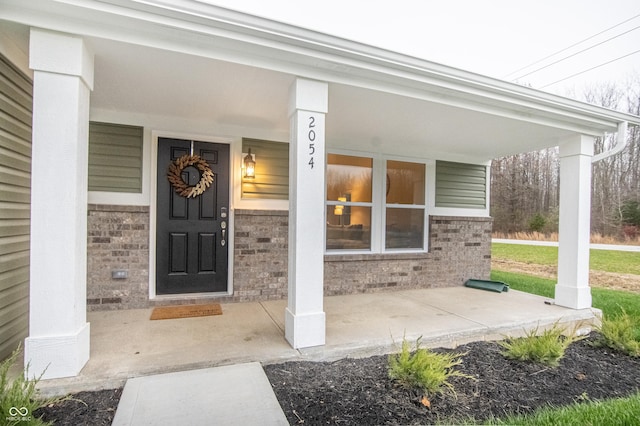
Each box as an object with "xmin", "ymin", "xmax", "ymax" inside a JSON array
[
  {"xmin": 233, "ymin": 212, "xmax": 492, "ymax": 299},
  {"xmin": 86, "ymin": 207, "xmax": 491, "ymax": 310},
  {"xmin": 87, "ymin": 204, "xmax": 150, "ymax": 310},
  {"xmin": 233, "ymin": 209, "xmax": 289, "ymax": 301},
  {"xmin": 324, "ymin": 216, "xmax": 492, "ymax": 295}
]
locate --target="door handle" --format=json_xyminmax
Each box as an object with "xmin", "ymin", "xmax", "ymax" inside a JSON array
[{"xmin": 221, "ymin": 221, "xmax": 227, "ymax": 246}]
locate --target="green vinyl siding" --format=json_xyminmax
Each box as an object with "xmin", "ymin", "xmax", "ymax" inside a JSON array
[
  {"xmin": 241, "ymin": 138, "xmax": 289, "ymax": 200},
  {"xmin": 435, "ymin": 161, "xmax": 486, "ymax": 209},
  {"xmin": 88, "ymin": 122, "xmax": 143, "ymax": 193},
  {"xmin": 0, "ymin": 53, "xmax": 31, "ymax": 360}
]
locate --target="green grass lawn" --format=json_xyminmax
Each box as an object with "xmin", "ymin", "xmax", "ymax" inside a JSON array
[
  {"xmin": 486, "ymin": 245, "xmax": 640, "ymax": 424},
  {"xmin": 491, "ymin": 271, "xmax": 640, "ymax": 319},
  {"xmin": 492, "ymin": 243, "xmax": 640, "ymax": 275},
  {"xmin": 485, "ymin": 391, "xmax": 640, "ymax": 425}
]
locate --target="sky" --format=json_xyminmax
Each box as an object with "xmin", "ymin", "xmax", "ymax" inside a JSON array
[{"xmin": 205, "ymin": 0, "xmax": 640, "ymax": 98}]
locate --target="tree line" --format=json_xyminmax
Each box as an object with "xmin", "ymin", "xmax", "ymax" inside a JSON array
[{"xmin": 491, "ymin": 76, "xmax": 640, "ymax": 240}]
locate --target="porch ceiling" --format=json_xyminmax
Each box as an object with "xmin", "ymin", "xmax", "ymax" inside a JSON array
[
  {"xmin": 4, "ymin": 0, "xmax": 637, "ymax": 164},
  {"xmin": 4, "ymin": 0, "xmax": 639, "ymax": 163},
  {"xmin": 88, "ymin": 37, "xmax": 579, "ymax": 163}
]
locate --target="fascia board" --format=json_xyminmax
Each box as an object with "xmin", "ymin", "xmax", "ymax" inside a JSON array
[{"xmin": 7, "ymin": 0, "xmax": 639, "ymax": 133}]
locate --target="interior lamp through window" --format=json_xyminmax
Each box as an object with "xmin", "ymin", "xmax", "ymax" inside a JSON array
[{"xmin": 333, "ymin": 196, "xmax": 346, "ymax": 216}]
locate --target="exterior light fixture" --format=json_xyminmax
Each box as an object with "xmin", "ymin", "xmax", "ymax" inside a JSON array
[{"xmin": 243, "ymin": 148, "xmax": 256, "ymax": 179}]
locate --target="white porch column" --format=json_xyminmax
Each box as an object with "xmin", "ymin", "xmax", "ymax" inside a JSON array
[
  {"xmin": 25, "ymin": 29, "xmax": 93, "ymax": 379},
  {"xmin": 555, "ymin": 135, "xmax": 594, "ymax": 309},
  {"xmin": 285, "ymin": 79, "xmax": 328, "ymax": 348}
]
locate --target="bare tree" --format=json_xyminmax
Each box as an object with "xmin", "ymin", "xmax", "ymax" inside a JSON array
[{"xmin": 491, "ymin": 74, "xmax": 640, "ymax": 239}]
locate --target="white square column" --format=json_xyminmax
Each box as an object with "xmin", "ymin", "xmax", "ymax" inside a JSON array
[
  {"xmin": 285, "ymin": 79, "xmax": 328, "ymax": 348},
  {"xmin": 25, "ymin": 29, "xmax": 94, "ymax": 379},
  {"xmin": 555, "ymin": 135, "xmax": 594, "ymax": 309}
]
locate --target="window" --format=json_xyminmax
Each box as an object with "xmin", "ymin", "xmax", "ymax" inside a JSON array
[
  {"xmin": 326, "ymin": 154, "xmax": 372, "ymax": 250},
  {"xmin": 385, "ymin": 160, "xmax": 425, "ymax": 249},
  {"xmin": 326, "ymin": 154, "xmax": 427, "ymax": 252}
]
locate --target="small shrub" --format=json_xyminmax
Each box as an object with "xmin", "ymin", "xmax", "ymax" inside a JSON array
[
  {"xmin": 0, "ymin": 344, "xmax": 52, "ymax": 425},
  {"xmin": 388, "ymin": 337, "xmax": 472, "ymax": 397},
  {"xmin": 528, "ymin": 213, "xmax": 547, "ymax": 233},
  {"xmin": 499, "ymin": 322, "xmax": 581, "ymax": 367},
  {"xmin": 620, "ymin": 200, "xmax": 640, "ymax": 227},
  {"xmin": 595, "ymin": 310, "xmax": 640, "ymax": 357}
]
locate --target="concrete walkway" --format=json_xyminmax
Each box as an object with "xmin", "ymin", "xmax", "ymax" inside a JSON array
[
  {"xmin": 37, "ymin": 286, "xmax": 599, "ymax": 399},
  {"xmin": 112, "ymin": 362, "xmax": 288, "ymax": 425}
]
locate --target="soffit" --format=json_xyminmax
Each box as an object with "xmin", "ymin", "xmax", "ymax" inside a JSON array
[
  {"xmin": 2, "ymin": 0, "xmax": 638, "ymax": 162},
  {"xmin": 87, "ymin": 37, "xmax": 576, "ymax": 162}
]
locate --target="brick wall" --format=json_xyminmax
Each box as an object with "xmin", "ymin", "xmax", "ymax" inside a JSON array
[
  {"xmin": 87, "ymin": 204, "xmax": 150, "ymax": 310},
  {"xmin": 232, "ymin": 209, "xmax": 288, "ymax": 301},
  {"xmin": 324, "ymin": 216, "xmax": 492, "ymax": 295},
  {"xmin": 232, "ymin": 213, "xmax": 492, "ymax": 300},
  {"xmin": 86, "ymin": 207, "xmax": 491, "ymax": 310}
]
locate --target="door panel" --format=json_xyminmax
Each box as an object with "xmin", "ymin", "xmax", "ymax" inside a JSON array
[
  {"xmin": 198, "ymin": 233, "xmax": 216, "ymax": 272},
  {"xmin": 156, "ymin": 138, "xmax": 229, "ymax": 295}
]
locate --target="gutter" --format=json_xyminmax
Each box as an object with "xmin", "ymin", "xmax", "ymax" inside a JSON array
[{"xmin": 592, "ymin": 121, "xmax": 629, "ymax": 163}]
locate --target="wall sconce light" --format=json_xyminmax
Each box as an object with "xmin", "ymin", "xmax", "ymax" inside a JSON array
[{"xmin": 243, "ymin": 148, "xmax": 256, "ymax": 179}]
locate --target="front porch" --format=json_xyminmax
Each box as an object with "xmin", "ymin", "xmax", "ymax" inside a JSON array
[{"xmin": 36, "ymin": 286, "xmax": 599, "ymax": 396}]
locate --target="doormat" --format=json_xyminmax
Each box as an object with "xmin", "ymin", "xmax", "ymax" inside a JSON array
[{"xmin": 150, "ymin": 303, "xmax": 223, "ymax": 320}]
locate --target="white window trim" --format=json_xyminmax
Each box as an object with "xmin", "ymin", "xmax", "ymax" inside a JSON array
[
  {"xmin": 325, "ymin": 150, "xmax": 431, "ymax": 255},
  {"xmin": 87, "ymin": 126, "xmax": 151, "ymax": 206},
  {"xmin": 232, "ymin": 139, "xmax": 289, "ymax": 211},
  {"xmin": 426, "ymin": 162, "xmax": 491, "ymax": 218},
  {"xmin": 381, "ymin": 155, "xmax": 429, "ymax": 253}
]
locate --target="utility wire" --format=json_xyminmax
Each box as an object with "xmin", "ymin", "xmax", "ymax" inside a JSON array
[
  {"xmin": 503, "ymin": 12, "xmax": 640, "ymax": 79},
  {"xmin": 510, "ymin": 24, "xmax": 640, "ymax": 81},
  {"xmin": 539, "ymin": 49, "xmax": 640, "ymax": 88}
]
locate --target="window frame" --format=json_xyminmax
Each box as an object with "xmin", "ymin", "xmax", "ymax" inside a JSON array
[
  {"xmin": 325, "ymin": 152, "xmax": 375, "ymax": 252},
  {"xmin": 325, "ymin": 150, "xmax": 430, "ymax": 254},
  {"xmin": 383, "ymin": 158, "xmax": 427, "ymax": 251}
]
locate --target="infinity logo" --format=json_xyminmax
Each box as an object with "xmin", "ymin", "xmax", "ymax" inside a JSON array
[{"xmin": 9, "ymin": 407, "xmax": 29, "ymax": 417}]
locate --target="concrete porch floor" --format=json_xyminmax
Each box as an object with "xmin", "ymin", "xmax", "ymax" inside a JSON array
[{"xmin": 37, "ymin": 287, "xmax": 599, "ymax": 396}]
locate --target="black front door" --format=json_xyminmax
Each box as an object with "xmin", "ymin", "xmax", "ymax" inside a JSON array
[{"xmin": 156, "ymin": 138, "xmax": 229, "ymax": 295}]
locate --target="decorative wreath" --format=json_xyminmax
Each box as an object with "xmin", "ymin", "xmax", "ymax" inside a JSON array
[{"xmin": 167, "ymin": 154, "xmax": 214, "ymax": 198}]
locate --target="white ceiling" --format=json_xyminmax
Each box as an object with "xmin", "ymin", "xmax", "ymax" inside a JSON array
[
  {"xmin": 90, "ymin": 37, "xmax": 294, "ymax": 133},
  {"xmin": 3, "ymin": 0, "xmax": 637, "ymax": 164},
  {"xmin": 88, "ymin": 36, "xmax": 580, "ymax": 163}
]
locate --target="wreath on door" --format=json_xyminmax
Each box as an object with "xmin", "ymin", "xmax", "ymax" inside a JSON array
[{"xmin": 167, "ymin": 154, "xmax": 214, "ymax": 198}]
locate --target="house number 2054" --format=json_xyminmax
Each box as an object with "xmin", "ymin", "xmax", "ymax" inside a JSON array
[{"xmin": 308, "ymin": 116, "xmax": 316, "ymax": 169}]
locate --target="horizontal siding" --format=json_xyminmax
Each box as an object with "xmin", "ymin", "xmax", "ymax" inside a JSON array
[
  {"xmin": 241, "ymin": 138, "xmax": 289, "ymax": 200},
  {"xmin": 0, "ymin": 53, "xmax": 31, "ymax": 360},
  {"xmin": 435, "ymin": 161, "xmax": 487, "ymax": 209},
  {"xmin": 88, "ymin": 122, "xmax": 143, "ymax": 193}
]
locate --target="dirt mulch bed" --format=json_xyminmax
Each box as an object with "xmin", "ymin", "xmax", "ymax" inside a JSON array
[
  {"xmin": 492, "ymin": 258, "xmax": 640, "ymax": 294},
  {"xmin": 264, "ymin": 334, "xmax": 640, "ymax": 425},
  {"xmin": 36, "ymin": 333, "xmax": 640, "ymax": 425},
  {"xmin": 34, "ymin": 388, "xmax": 122, "ymax": 425}
]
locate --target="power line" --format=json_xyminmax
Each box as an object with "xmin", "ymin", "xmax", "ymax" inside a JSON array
[
  {"xmin": 510, "ymin": 24, "xmax": 640, "ymax": 81},
  {"xmin": 539, "ymin": 49, "xmax": 640, "ymax": 89},
  {"xmin": 503, "ymin": 12, "xmax": 640, "ymax": 80}
]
